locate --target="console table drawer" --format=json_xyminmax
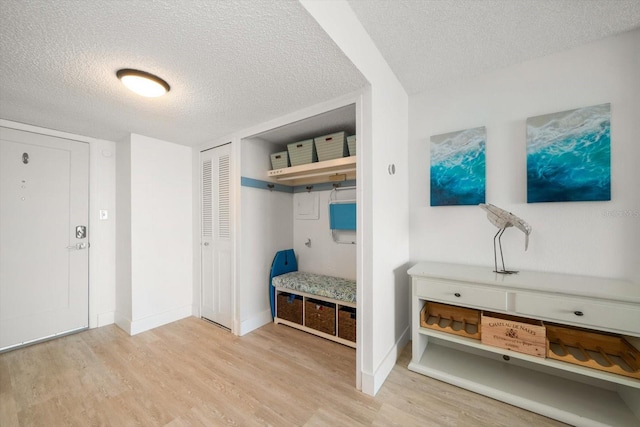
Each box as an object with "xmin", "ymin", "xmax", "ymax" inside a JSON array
[
  {"xmin": 415, "ymin": 279, "xmax": 507, "ymax": 311},
  {"xmin": 515, "ymin": 293, "xmax": 640, "ymax": 336}
]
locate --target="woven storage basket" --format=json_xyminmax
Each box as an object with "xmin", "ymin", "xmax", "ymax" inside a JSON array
[
  {"xmin": 346, "ymin": 135, "xmax": 356, "ymax": 156},
  {"xmin": 305, "ymin": 299, "xmax": 336, "ymax": 335},
  {"xmin": 276, "ymin": 292, "xmax": 303, "ymax": 324},
  {"xmin": 338, "ymin": 307, "xmax": 356, "ymax": 342},
  {"xmin": 270, "ymin": 151, "xmax": 289, "ymax": 170},
  {"xmin": 314, "ymin": 131, "xmax": 347, "ymax": 162},
  {"xmin": 287, "ymin": 139, "xmax": 316, "ymax": 166}
]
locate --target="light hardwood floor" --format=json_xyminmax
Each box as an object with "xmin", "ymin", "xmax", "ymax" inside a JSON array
[{"xmin": 0, "ymin": 317, "xmax": 566, "ymax": 426}]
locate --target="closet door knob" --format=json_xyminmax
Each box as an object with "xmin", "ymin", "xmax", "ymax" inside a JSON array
[
  {"xmin": 574, "ymin": 310, "xmax": 584, "ymax": 317},
  {"xmin": 454, "ymin": 293, "xmax": 461, "ymax": 298}
]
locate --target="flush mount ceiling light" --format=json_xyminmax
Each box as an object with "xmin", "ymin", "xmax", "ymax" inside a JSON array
[{"xmin": 116, "ymin": 69, "xmax": 170, "ymax": 97}]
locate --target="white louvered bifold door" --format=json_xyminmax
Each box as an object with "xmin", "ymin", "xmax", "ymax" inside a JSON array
[{"xmin": 201, "ymin": 144, "xmax": 233, "ymax": 329}]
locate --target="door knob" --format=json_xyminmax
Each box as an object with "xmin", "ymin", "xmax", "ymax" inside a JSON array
[{"xmin": 203, "ymin": 242, "xmax": 210, "ymax": 246}]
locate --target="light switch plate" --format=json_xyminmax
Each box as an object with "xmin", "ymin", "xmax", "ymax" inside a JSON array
[{"xmin": 99, "ymin": 210, "xmax": 108, "ymax": 220}]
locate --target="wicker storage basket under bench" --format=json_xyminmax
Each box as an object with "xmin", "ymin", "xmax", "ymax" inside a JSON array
[{"xmin": 272, "ymin": 271, "xmax": 356, "ymax": 347}]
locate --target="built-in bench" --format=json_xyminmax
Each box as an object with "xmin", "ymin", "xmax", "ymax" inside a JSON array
[{"xmin": 270, "ymin": 250, "xmax": 356, "ymax": 347}]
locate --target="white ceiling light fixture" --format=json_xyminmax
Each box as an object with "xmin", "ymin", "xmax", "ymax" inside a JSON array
[{"xmin": 116, "ymin": 68, "xmax": 170, "ymax": 97}]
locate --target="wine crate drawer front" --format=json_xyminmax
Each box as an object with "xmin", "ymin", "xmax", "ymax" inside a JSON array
[
  {"xmin": 420, "ymin": 302, "xmax": 480, "ymax": 339},
  {"xmin": 415, "ymin": 279, "xmax": 507, "ymax": 311},
  {"xmin": 515, "ymin": 293, "xmax": 640, "ymax": 336},
  {"xmin": 546, "ymin": 324, "xmax": 640, "ymax": 379},
  {"xmin": 481, "ymin": 312, "xmax": 546, "ymax": 357}
]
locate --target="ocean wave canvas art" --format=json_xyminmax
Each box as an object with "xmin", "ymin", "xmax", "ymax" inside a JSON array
[
  {"xmin": 430, "ymin": 126, "xmax": 486, "ymax": 206},
  {"xmin": 527, "ymin": 103, "xmax": 611, "ymax": 203}
]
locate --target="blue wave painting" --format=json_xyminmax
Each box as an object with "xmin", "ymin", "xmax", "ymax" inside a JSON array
[
  {"xmin": 527, "ymin": 103, "xmax": 610, "ymax": 203},
  {"xmin": 430, "ymin": 127, "xmax": 486, "ymax": 206}
]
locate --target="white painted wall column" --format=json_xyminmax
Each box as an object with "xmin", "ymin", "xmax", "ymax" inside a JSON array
[
  {"xmin": 300, "ymin": 0, "xmax": 411, "ymax": 395},
  {"xmin": 115, "ymin": 136, "xmax": 132, "ymax": 329},
  {"xmin": 116, "ymin": 134, "xmax": 194, "ymax": 335}
]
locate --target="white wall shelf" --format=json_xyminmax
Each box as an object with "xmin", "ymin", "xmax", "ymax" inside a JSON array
[
  {"xmin": 408, "ymin": 261, "xmax": 640, "ymax": 427},
  {"xmin": 267, "ymin": 156, "xmax": 356, "ymax": 186}
]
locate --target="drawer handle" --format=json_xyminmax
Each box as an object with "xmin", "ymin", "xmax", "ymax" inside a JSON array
[
  {"xmin": 574, "ymin": 311, "xmax": 584, "ymax": 317},
  {"xmin": 454, "ymin": 293, "xmax": 461, "ymax": 298}
]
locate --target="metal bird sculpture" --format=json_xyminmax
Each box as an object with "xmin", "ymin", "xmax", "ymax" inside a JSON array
[{"xmin": 479, "ymin": 203, "xmax": 532, "ymax": 274}]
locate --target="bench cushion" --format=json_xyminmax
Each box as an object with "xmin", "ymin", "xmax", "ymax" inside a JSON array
[{"xmin": 272, "ymin": 271, "xmax": 356, "ymax": 304}]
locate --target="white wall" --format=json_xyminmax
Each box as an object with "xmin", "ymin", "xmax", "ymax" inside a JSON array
[
  {"xmin": 293, "ymin": 189, "xmax": 356, "ymax": 280},
  {"xmin": 242, "ymin": 138, "xmax": 280, "ymax": 180},
  {"xmin": 130, "ymin": 134, "xmax": 193, "ymax": 331},
  {"xmin": 301, "ymin": 0, "xmax": 411, "ymax": 396},
  {"xmin": 239, "ymin": 187, "xmax": 293, "ymax": 333},
  {"xmin": 90, "ymin": 139, "xmax": 117, "ymax": 328},
  {"xmin": 116, "ymin": 134, "xmax": 194, "ymax": 334},
  {"xmin": 238, "ymin": 138, "xmax": 293, "ymax": 334},
  {"xmin": 409, "ymin": 29, "xmax": 640, "ymax": 283},
  {"xmin": 115, "ymin": 136, "xmax": 132, "ymax": 328}
]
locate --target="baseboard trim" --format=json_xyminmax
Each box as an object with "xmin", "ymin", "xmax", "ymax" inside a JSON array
[
  {"xmin": 361, "ymin": 324, "xmax": 411, "ymax": 396},
  {"xmin": 127, "ymin": 305, "xmax": 192, "ymax": 336},
  {"xmin": 96, "ymin": 311, "xmax": 115, "ymax": 328},
  {"xmin": 191, "ymin": 304, "xmax": 200, "ymax": 317},
  {"xmin": 114, "ymin": 312, "xmax": 132, "ymax": 335},
  {"xmin": 238, "ymin": 309, "xmax": 272, "ymax": 336}
]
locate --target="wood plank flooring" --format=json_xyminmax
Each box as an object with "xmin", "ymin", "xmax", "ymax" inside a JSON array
[{"xmin": 0, "ymin": 317, "xmax": 566, "ymax": 426}]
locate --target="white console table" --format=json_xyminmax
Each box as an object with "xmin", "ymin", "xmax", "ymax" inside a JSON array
[{"xmin": 408, "ymin": 261, "xmax": 640, "ymax": 427}]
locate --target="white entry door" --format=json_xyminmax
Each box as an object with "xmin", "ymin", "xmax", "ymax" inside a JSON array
[
  {"xmin": 201, "ymin": 144, "xmax": 233, "ymax": 329},
  {"xmin": 0, "ymin": 127, "xmax": 89, "ymax": 351}
]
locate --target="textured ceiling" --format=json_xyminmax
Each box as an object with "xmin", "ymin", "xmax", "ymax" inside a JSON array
[
  {"xmin": 348, "ymin": 0, "xmax": 640, "ymax": 95},
  {"xmin": 1, "ymin": 1, "xmax": 639, "ymax": 147},
  {"xmin": 0, "ymin": 0, "xmax": 366, "ymax": 146}
]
